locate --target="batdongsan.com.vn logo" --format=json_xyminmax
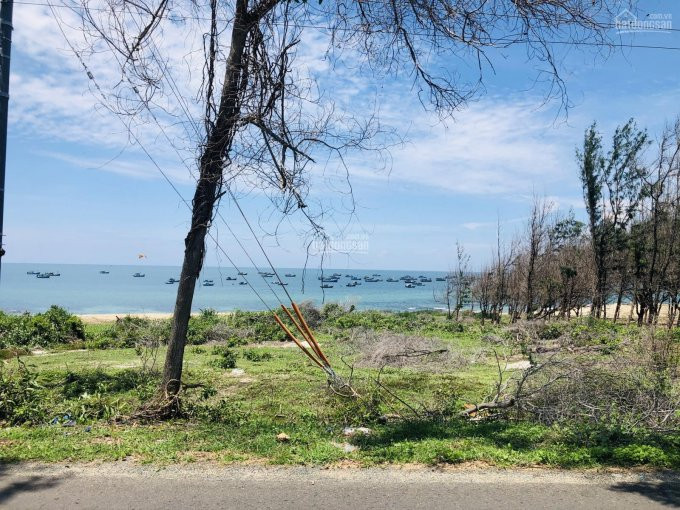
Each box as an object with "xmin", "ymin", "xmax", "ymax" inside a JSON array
[
  {"xmin": 614, "ymin": 9, "xmax": 672, "ymax": 34},
  {"xmin": 311, "ymin": 234, "xmax": 370, "ymax": 255}
]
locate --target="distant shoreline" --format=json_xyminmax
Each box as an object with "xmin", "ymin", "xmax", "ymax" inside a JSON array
[
  {"xmin": 78, "ymin": 312, "xmax": 176, "ymax": 324},
  {"xmin": 76, "ymin": 304, "xmax": 672, "ymax": 325},
  {"xmin": 77, "ymin": 311, "xmax": 239, "ymax": 324}
]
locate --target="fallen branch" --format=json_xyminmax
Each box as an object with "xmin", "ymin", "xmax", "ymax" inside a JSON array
[{"xmin": 459, "ymin": 398, "xmax": 515, "ymax": 417}]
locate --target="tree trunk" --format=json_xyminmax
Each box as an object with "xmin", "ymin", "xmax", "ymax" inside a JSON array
[
  {"xmin": 162, "ymin": 169, "xmax": 221, "ymax": 395},
  {"xmin": 161, "ymin": 0, "xmax": 251, "ymax": 397},
  {"xmin": 613, "ymin": 278, "xmax": 625, "ymax": 322}
]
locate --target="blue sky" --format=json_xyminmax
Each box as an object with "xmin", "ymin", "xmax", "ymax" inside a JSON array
[{"xmin": 4, "ymin": 0, "xmax": 680, "ymax": 271}]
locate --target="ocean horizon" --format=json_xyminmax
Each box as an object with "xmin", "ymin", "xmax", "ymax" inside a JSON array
[{"xmin": 0, "ymin": 263, "xmax": 453, "ymax": 315}]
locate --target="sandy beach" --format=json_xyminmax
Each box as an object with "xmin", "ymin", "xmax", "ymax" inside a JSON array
[
  {"xmin": 78, "ymin": 312, "xmax": 175, "ymax": 324},
  {"xmin": 76, "ymin": 303, "xmax": 675, "ymax": 325}
]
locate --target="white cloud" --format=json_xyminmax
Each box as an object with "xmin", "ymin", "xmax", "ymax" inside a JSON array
[
  {"xmin": 42, "ymin": 151, "xmax": 192, "ymax": 183},
  {"xmin": 345, "ymin": 95, "xmax": 578, "ymax": 196},
  {"xmin": 10, "ymin": 3, "xmax": 204, "ymax": 164}
]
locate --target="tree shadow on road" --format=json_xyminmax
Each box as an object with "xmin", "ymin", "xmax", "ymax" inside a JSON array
[
  {"xmin": 0, "ymin": 463, "xmax": 71, "ymax": 505},
  {"xmin": 609, "ymin": 476, "xmax": 680, "ymax": 508}
]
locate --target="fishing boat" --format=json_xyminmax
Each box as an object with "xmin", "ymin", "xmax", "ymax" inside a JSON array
[
  {"xmin": 239, "ymin": 281, "xmax": 248, "ymax": 285},
  {"xmin": 133, "ymin": 273, "xmax": 145, "ymax": 277},
  {"xmin": 386, "ymin": 278, "xmax": 398, "ymax": 282},
  {"xmin": 225, "ymin": 276, "xmax": 237, "ymax": 281},
  {"xmin": 26, "ymin": 271, "xmax": 40, "ymax": 275},
  {"xmin": 284, "ymin": 273, "xmax": 296, "ymax": 277},
  {"xmin": 165, "ymin": 278, "xmax": 178, "ymax": 284},
  {"xmin": 405, "ymin": 283, "xmax": 416, "ymax": 288},
  {"xmin": 420, "ymin": 278, "xmax": 432, "ymax": 283},
  {"xmin": 273, "ymin": 281, "xmax": 288, "ymax": 286},
  {"xmin": 203, "ymin": 280, "xmax": 215, "ymax": 287},
  {"xmin": 346, "ymin": 281, "xmax": 358, "ymax": 287},
  {"xmin": 99, "ymin": 270, "xmax": 110, "ymax": 274},
  {"xmin": 320, "ymin": 284, "xmax": 334, "ymax": 289},
  {"xmin": 36, "ymin": 273, "xmax": 51, "ymax": 279},
  {"xmin": 238, "ymin": 272, "xmax": 247, "ymax": 276},
  {"xmin": 435, "ymin": 277, "xmax": 446, "ymax": 281}
]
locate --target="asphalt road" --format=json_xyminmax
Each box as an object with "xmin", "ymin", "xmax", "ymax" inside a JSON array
[{"xmin": 0, "ymin": 463, "xmax": 678, "ymax": 509}]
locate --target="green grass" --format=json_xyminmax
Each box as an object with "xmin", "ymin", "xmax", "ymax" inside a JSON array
[{"xmin": 1, "ymin": 312, "xmax": 678, "ymax": 469}]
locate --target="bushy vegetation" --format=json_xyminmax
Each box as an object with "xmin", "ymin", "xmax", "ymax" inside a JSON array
[
  {"xmin": 1, "ymin": 306, "xmax": 678, "ymax": 468},
  {"xmin": 209, "ymin": 345, "xmax": 238, "ymax": 369},
  {"xmin": 0, "ymin": 306, "xmax": 85, "ymax": 348},
  {"xmin": 0, "ymin": 307, "xmax": 295, "ymax": 351},
  {"xmin": 0, "ymin": 359, "xmax": 46, "ymax": 425}
]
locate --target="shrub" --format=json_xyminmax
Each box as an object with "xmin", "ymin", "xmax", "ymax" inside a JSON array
[
  {"xmin": 91, "ymin": 316, "xmax": 165, "ymax": 349},
  {"xmin": 0, "ymin": 347, "xmax": 31, "ymax": 360},
  {"xmin": 537, "ymin": 322, "xmax": 564, "ymax": 340},
  {"xmin": 227, "ymin": 310, "xmax": 287, "ymax": 342},
  {"xmin": 71, "ymin": 392, "xmax": 128, "ymax": 422},
  {"xmin": 187, "ymin": 309, "xmax": 221, "ymax": 345},
  {"xmin": 612, "ymin": 445, "xmax": 668, "ymax": 466},
  {"xmin": 425, "ymin": 320, "xmax": 465, "ymax": 334},
  {"xmin": 321, "ymin": 302, "xmax": 347, "ymax": 321},
  {"xmin": 186, "ymin": 399, "xmax": 249, "ymax": 425},
  {"xmin": 61, "ymin": 368, "xmax": 156, "ymax": 399},
  {"xmin": 0, "ymin": 306, "xmax": 85, "ymax": 348},
  {"xmin": 241, "ymin": 349, "xmax": 272, "ymax": 362},
  {"xmin": 298, "ymin": 300, "xmax": 322, "ymax": 329},
  {"xmin": 0, "ymin": 360, "xmax": 46, "ymax": 425},
  {"xmin": 210, "ymin": 347, "xmax": 237, "ymax": 369},
  {"xmin": 567, "ymin": 317, "xmax": 621, "ymax": 346}
]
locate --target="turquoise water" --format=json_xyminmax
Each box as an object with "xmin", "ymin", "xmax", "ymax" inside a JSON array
[{"xmin": 0, "ymin": 263, "xmax": 450, "ymax": 314}]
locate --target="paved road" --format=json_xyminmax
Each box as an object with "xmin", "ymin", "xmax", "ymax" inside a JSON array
[{"xmin": 0, "ymin": 463, "xmax": 678, "ymax": 509}]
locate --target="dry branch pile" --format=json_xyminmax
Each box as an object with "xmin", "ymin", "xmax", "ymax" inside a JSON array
[
  {"xmin": 469, "ymin": 324, "xmax": 680, "ymax": 431},
  {"xmin": 346, "ymin": 328, "xmax": 473, "ymax": 371}
]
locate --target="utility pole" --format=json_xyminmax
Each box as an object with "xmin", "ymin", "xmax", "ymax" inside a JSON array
[{"xmin": 0, "ymin": 0, "xmax": 13, "ymax": 279}]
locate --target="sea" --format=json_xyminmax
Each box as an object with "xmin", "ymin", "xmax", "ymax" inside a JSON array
[{"xmin": 0, "ymin": 263, "xmax": 451, "ymax": 315}]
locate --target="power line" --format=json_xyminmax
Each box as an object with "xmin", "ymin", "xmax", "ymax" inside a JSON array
[
  {"xmin": 108, "ymin": 36, "xmax": 288, "ymax": 306},
  {"xmin": 47, "ymin": 0, "xmax": 278, "ymax": 312},
  {"xmin": 136, "ymin": 36, "xmax": 290, "ymax": 305},
  {"xmin": 17, "ymin": 0, "xmax": 680, "ymax": 45}
]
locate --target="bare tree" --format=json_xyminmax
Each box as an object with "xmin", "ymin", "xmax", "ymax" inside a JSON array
[
  {"xmin": 70, "ymin": 0, "xmax": 618, "ymax": 409},
  {"xmin": 435, "ymin": 241, "xmax": 470, "ymax": 320},
  {"xmin": 525, "ymin": 196, "xmax": 552, "ymax": 319},
  {"xmin": 453, "ymin": 241, "xmax": 471, "ymax": 321},
  {"xmin": 434, "ymin": 274, "xmax": 455, "ymax": 320}
]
